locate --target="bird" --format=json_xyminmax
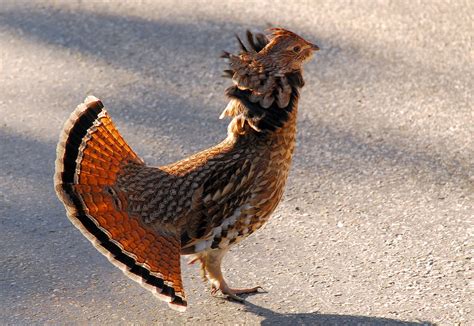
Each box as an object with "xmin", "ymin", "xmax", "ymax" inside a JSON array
[{"xmin": 54, "ymin": 28, "xmax": 318, "ymax": 311}]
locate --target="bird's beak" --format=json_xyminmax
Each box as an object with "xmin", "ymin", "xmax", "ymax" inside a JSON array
[{"xmin": 310, "ymin": 43, "xmax": 320, "ymax": 51}]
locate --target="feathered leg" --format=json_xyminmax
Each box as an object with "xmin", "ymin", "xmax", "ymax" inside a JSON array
[{"xmin": 190, "ymin": 249, "xmax": 262, "ymax": 301}]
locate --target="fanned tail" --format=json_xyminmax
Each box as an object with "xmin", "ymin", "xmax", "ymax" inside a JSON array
[{"xmin": 54, "ymin": 96, "xmax": 187, "ymax": 311}]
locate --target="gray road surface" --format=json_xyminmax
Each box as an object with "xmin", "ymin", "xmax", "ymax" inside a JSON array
[{"xmin": 0, "ymin": 1, "xmax": 472, "ymax": 325}]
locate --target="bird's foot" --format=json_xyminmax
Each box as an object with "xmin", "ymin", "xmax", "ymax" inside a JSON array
[
  {"xmin": 187, "ymin": 256, "xmax": 201, "ymax": 265},
  {"xmin": 190, "ymin": 250, "xmax": 266, "ymax": 302},
  {"xmin": 211, "ymin": 283, "xmax": 264, "ymax": 302}
]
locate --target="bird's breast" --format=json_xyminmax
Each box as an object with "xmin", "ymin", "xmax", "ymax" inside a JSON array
[{"xmin": 196, "ymin": 110, "xmax": 298, "ymax": 253}]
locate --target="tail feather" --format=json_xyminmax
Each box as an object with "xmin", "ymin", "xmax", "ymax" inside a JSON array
[{"xmin": 55, "ymin": 96, "xmax": 187, "ymax": 311}]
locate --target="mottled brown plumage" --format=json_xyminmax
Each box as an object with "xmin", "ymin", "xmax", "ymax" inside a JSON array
[{"xmin": 54, "ymin": 28, "xmax": 318, "ymax": 311}]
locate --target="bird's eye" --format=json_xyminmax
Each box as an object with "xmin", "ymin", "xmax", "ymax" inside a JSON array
[{"xmin": 293, "ymin": 46, "xmax": 301, "ymax": 53}]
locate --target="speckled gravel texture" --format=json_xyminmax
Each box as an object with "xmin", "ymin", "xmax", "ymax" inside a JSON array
[{"xmin": 0, "ymin": 1, "xmax": 472, "ymax": 325}]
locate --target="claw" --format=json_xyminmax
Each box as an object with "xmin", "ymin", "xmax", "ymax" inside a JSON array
[
  {"xmin": 225, "ymin": 292, "xmax": 245, "ymax": 302},
  {"xmin": 210, "ymin": 285, "xmax": 219, "ymax": 296},
  {"xmin": 228, "ymin": 285, "xmax": 263, "ymax": 294},
  {"xmin": 211, "ymin": 284, "xmax": 264, "ymax": 302}
]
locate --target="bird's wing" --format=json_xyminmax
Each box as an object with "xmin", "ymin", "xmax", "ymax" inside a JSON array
[
  {"xmin": 179, "ymin": 145, "xmax": 270, "ymax": 253},
  {"xmin": 116, "ymin": 141, "xmax": 241, "ymax": 228},
  {"xmin": 118, "ymin": 139, "xmax": 268, "ymax": 253}
]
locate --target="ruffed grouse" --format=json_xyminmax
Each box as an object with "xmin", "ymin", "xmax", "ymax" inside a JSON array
[{"xmin": 55, "ymin": 28, "xmax": 318, "ymax": 311}]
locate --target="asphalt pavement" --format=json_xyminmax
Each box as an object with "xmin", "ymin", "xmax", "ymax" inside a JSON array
[{"xmin": 0, "ymin": 1, "xmax": 472, "ymax": 325}]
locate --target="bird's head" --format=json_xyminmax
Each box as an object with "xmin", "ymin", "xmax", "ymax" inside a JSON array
[
  {"xmin": 221, "ymin": 28, "xmax": 318, "ymax": 134},
  {"xmin": 259, "ymin": 28, "xmax": 319, "ymax": 72}
]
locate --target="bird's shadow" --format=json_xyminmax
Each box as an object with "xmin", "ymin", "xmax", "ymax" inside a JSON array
[{"xmin": 239, "ymin": 300, "xmax": 434, "ymax": 326}]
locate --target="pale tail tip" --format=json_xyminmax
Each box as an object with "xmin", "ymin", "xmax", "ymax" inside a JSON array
[
  {"xmin": 84, "ymin": 95, "xmax": 101, "ymax": 105},
  {"xmin": 168, "ymin": 302, "xmax": 187, "ymax": 312}
]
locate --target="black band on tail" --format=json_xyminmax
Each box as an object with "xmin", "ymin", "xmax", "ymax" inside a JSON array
[
  {"xmin": 61, "ymin": 101, "xmax": 103, "ymax": 184},
  {"xmin": 56, "ymin": 99, "xmax": 187, "ymax": 309}
]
